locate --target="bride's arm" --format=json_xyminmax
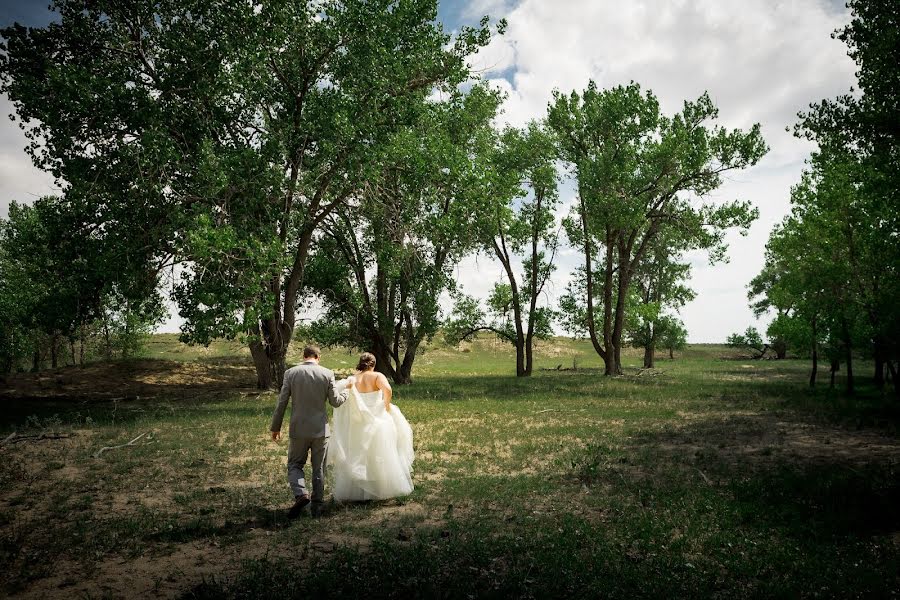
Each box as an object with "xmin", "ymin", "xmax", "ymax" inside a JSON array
[{"xmin": 377, "ymin": 373, "xmax": 393, "ymax": 411}]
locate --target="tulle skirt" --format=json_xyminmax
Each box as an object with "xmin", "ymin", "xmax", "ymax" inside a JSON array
[{"xmin": 328, "ymin": 388, "xmax": 414, "ymax": 501}]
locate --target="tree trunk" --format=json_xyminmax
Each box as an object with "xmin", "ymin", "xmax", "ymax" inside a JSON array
[
  {"xmin": 643, "ymin": 343, "xmax": 655, "ymax": 369},
  {"xmin": 249, "ymin": 339, "xmax": 277, "ymax": 390},
  {"xmin": 608, "ymin": 235, "xmax": 635, "ymax": 376},
  {"xmin": 492, "ymin": 233, "xmax": 527, "ymax": 378},
  {"xmin": 886, "ymin": 360, "xmax": 899, "ymax": 400},
  {"xmin": 600, "ymin": 237, "xmax": 615, "ymax": 375},
  {"xmin": 103, "ymin": 318, "xmax": 112, "ymax": 359},
  {"xmin": 578, "ymin": 193, "xmax": 611, "ymax": 374},
  {"xmin": 372, "ymin": 342, "xmax": 398, "ymax": 382},
  {"xmin": 79, "ymin": 325, "xmax": 85, "ymax": 367},
  {"xmin": 668, "ymin": 347, "xmax": 674, "ymax": 359},
  {"xmin": 773, "ymin": 338, "xmax": 787, "ymax": 360},
  {"xmin": 248, "ymin": 220, "xmax": 316, "ymax": 391},
  {"xmin": 372, "ymin": 335, "xmax": 418, "ymax": 385},
  {"xmin": 872, "ymin": 337, "xmax": 885, "ymax": 389},
  {"xmin": 50, "ymin": 335, "xmax": 59, "ymax": 369},
  {"xmin": 809, "ymin": 316, "xmax": 817, "ymax": 387},
  {"xmin": 809, "ymin": 346, "xmax": 818, "ymax": 388},
  {"xmin": 514, "ymin": 339, "xmax": 526, "ymax": 377},
  {"xmin": 394, "ymin": 355, "xmax": 414, "ymax": 385},
  {"xmin": 524, "ymin": 333, "xmax": 534, "ymax": 376},
  {"xmin": 830, "ymin": 359, "xmax": 839, "ymax": 388},
  {"xmin": 840, "ymin": 314, "xmax": 854, "ymax": 396},
  {"xmin": 845, "ymin": 343, "xmax": 854, "ymax": 396}
]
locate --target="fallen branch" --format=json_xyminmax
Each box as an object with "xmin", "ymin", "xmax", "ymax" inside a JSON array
[
  {"xmin": 696, "ymin": 468, "xmax": 713, "ymax": 486},
  {"xmin": 6, "ymin": 432, "xmax": 72, "ymax": 444},
  {"xmin": 1, "ymin": 431, "xmax": 16, "ymax": 445},
  {"xmin": 94, "ymin": 432, "xmax": 151, "ymax": 458}
]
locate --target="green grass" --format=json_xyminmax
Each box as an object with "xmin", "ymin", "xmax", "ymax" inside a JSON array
[{"xmin": 0, "ymin": 336, "xmax": 898, "ymax": 598}]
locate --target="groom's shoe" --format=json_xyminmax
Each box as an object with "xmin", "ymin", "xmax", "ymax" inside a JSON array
[{"xmin": 288, "ymin": 495, "xmax": 310, "ymax": 519}]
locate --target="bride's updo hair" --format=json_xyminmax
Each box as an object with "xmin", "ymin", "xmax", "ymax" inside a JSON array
[{"xmin": 356, "ymin": 352, "xmax": 376, "ymax": 372}]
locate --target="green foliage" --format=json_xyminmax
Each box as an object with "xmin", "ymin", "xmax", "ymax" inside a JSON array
[
  {"xmin": 548, "ymin": 80, "xmax": 765, "ymax": 373},
  {"xmin": 727, "ymin": 326, "xmax": 769, "ymax": 359},
  {"xmin": 447, "ymin": 121, "xmax": 560, "ymax": 375},
  {"xmin": 752, "ymin": 0, "xmax": 899, "ymax": 392},
  {"xmin": 301, "ymin": 84, "xmax": 503, "ymax": 383},
  {"xmin": 0, "ymin": 197, "xmax": 163, "ymax": 372},
  {"xmin": 624, "ymin": 233, "xmax": 696, "ymax": 364},
  {"xmin": 659, "ymin": 317, "xmax": 688, "ymax": 356},
  {"xmin": 0, "ymin": 0, "xmax": 501, "ymax": 385}
]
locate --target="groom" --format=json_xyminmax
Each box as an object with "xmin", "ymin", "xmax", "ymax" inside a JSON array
[{"xmin": 270, "ymin": 344, "xmax": 348, "ymax": 518}]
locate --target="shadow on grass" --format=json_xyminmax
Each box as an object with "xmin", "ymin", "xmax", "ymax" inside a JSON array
[
  {"xmin": 182, "ymin": 411, "xmax": 900, "ymax": 599},
  {"xmin": 580, "ymin": 413, "xmax": 900, "ymax": 540}
]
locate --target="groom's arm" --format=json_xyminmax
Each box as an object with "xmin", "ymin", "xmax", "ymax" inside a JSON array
[
  {"xmin": 270, "ymin": 370, "xmax": 292, "ymax": 438},
  {"xmin": 327, "ymin": 371, "xmax": 348, "ymax": 408}
]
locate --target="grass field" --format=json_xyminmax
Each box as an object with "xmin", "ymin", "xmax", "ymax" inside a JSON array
[{"xmin": 0, "ymin": 335, "xmax": 898, "ymax": 598}]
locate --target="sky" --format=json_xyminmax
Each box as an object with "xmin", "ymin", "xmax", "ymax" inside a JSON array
[{"xmin": 0, "ymin": 0, "xmax": 857, "ymax": 342}]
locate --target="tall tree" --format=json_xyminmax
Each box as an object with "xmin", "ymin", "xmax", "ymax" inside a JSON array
[
  {"xmin": 445, "ymin": 121, "xmax": 560, "ymax": 376},
  {"xmin": 774, "ymin": 0, "xmax": 900, "ymax": 395},
  {"xmin": 548, "ymin": 82, "xmax": 766, "ymax": 375},
  {"xmin": 1, "ymin": 0, "xmax": 500, "ymax": 388},
  {"xmin": 0, "ymin": 196, "xmax": 162, "ymax": 372},
  {"xmin": 749, "ymin": 153, "xmax": 881, "ymax": 395},
  {"xmin": 624, "ymin": 235, "xmax": 695, "ymax": 368},
  {"xmin": 659, "ymin": 317, "xmax": 688, "ymax": 360},
  {"xmin": 301, "ymin": 85, "xmax": 501, "ymax": 384}
]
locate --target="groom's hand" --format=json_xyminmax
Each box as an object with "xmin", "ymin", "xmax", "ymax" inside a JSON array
[{"xmin": 271, "ymin": 431, "xmax": 281, "ymax": 441}]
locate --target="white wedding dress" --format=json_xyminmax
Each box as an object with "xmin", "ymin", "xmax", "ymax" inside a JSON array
[{"xmin": 328, "ymin": 382, "xmax": 414, "ymax": 501}]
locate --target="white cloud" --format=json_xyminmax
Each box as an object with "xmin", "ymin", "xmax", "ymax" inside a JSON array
[
  {"xmin": 453, "ymin": 0, "xmax": 857, "ymax": 342},
  {"xmin": 463, "ymin": 0, "xmax": 517, "ymax": 21},
  {"xmin": 0, "ymin": 97, "xmax": 59, "ymax": 218}
]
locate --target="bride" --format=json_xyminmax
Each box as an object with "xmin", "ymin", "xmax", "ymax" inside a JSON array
[{"xmin": 329, "ymin": 352, "xmax": 414, "ymax": 501}]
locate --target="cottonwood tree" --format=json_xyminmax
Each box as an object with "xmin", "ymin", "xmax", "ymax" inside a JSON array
[
  {"xmin": 624, "ymin": 235, "xmax": 695, "ymax": 368},
  {"xmin": 659, "ymin": 317, "xmax": 688, "ymax": 360},
  {"xmin": 1, "ymin": 0, "xmax": 501, "ymax": 388},
  {"xmin": 548, "ymin": 82, "xmax": 766, "ymax": 375},
  {"xmin": 747, "ymin": 0, "xmax": 899, "ymax": 395},
  {"xmin": 749, "ymin": 152, "xmax": 884, "ymax": 395},
  {"xmin": 0, "ymin": 197, "xmax": 162, "ymax": 372},
  {"xmin": 301, "ymin": 85, "xmax": 501, "ymax": 384},
  {"xmin": 445, "ymin": 122, "xmax": 560, "ymax": 376},
  {"xmin": 790, "ymin": 0, "xmax": 899, "ymax": 394},
  {"xmin": 726, "ymin": 327, "xmax": 770, "ymax": 360}
]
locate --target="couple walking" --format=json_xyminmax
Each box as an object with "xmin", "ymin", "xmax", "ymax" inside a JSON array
[{"xmin": 269, "ymin": 345, "xmax": 414, "ymax": 518}]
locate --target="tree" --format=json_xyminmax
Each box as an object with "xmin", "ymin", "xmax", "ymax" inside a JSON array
[
  {"xmin": 301, "ymin": 85, "xmax": 501, "ymax": 384},
  {"xmin": 1, "ymin": 0, "xmax": 501, "ymax": 388},
  {"xmin": 548, "ymin": 81, "xmax": 766, "ymax": 375},
  {"xmin": 659, "ymin": 317, "xmax": 688, "ymax": 360},
  {"xmin": 624, "ymin": 234, "xmax": 695, "ymax": 368},
  {"xmin": 445, "ymin": 121, "xmax": 560, "ymax": 376},
  {"xmin": 791, "ymin": 0, "xmax": 899, "ymax": 395},
  {"xmin": 726, "ymin": 326, "xmax": 770, "ymax": 360},
  {"xmin": 0, "ymin": 196, "xmax": 162, "ymax": 373}
]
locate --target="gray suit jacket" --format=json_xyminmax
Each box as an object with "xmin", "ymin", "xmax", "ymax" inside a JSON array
[{"xmin": 270, "ymin": 361, "xmax": 348, "ymax": 439}]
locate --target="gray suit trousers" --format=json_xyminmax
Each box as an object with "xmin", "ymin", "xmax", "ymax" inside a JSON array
[{"xmin": 287, "ymin": 435, "xmax": 328, "ymax": 503}]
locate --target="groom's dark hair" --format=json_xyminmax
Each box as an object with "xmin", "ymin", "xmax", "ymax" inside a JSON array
[{"xmin": 303, "ymin": 345, "xmax": 321, "ymax": 359}]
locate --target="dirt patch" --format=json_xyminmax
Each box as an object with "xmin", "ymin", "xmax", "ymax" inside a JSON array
[
  {"xmin": 16, "ymin": 534, "xmax": 279, "ymax": 600},
  {"xmin": 1, "ymin": 360, "xmax": 258, "ymax": 401}
]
